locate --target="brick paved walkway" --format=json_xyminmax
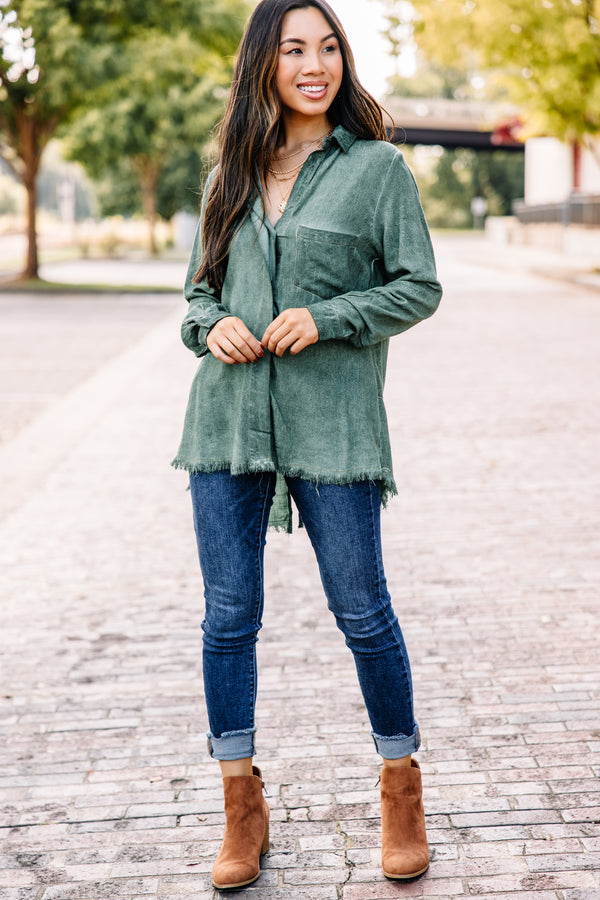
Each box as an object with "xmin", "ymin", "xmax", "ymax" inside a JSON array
[{"xmin": 0, "ymin": 239, "xmax": 599, "ymax": 899}]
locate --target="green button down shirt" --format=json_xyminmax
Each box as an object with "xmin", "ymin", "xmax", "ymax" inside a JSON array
[{"xmin": 172, "ymin": 126, "xmax": 442, "ymax": 530}]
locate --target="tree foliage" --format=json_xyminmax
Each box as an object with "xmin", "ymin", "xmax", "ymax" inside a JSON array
[
  {"xmin": 0, "ymin": 0, "xmax": 247, "ymax": 277},
  {"xmin": 64, "ymin": 28, "xmax": 238, "ymax": 255},
  {"xmin": 384, "ymin": 0, "xmax": 600, "ymax": 154},
  {"xmin": 389, "ymin": 62, "xmax": 474, "ymax": 101},
  {"xmin": 406, "ymin": 146, "xmax": 524, "ymax": 228}
]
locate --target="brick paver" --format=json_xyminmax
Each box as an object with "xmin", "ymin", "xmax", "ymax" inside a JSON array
[{"xmin": 0, "ymin": 237, "xmax": 598, "ymax": 899}]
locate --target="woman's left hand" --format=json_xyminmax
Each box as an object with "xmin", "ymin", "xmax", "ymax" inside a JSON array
[{"xmin": 261, "ymin": 308, "xmax": 319, "ymax": 357}]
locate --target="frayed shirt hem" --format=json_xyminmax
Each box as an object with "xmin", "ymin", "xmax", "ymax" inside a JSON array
[{"xmin": 172, "ymin": 455, "xmax": 397, "ymax": 529}]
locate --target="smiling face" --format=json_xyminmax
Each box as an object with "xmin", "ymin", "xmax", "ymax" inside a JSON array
[{"xmin": 275, "ymin": 5, "xmax": 344, "ymax": 123}]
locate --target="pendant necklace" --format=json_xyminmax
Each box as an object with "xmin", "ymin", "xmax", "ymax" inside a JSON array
[
  {"xmin": 269, "ymin": 129, "xmax": 332, "ymax": 214},
  {"xmin": 277, "ymin": 178, "xmax": 296, "ymax": 213},
  {"xmin": 270, "ymin": 160, "xmax": 302, "ymax": 213}
]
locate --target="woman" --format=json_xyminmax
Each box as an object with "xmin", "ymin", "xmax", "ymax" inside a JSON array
[{"xmin": 173, "ymin": 0, "xmax": 442, "ymax": 890}]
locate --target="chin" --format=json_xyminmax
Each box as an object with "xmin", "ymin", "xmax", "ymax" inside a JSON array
[{"xmin": 289, "ymin": 96, "xmax": 333, "ymax": 116}]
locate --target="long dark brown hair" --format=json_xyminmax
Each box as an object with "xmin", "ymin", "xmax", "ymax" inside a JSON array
[{"xmin": 194, "ymin": 0, "xmax": 388, "ymax": 291}]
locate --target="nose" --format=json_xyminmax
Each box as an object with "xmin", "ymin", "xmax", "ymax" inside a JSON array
[{"xmin": 302, "ymin": 48, "xmax": 325, "ymax": 75}]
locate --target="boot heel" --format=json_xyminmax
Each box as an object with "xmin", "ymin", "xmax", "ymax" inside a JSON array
[
  {"xmin": 211, "ymin": 768, "xmax": 270, "ymax": 890},
  {"xmin": 380, "ymin": 760, "xmax": 429, "ymax": 880},
  {"xmin": 261, "ymin": 819, "xmax": 270, "ymax": 854}
]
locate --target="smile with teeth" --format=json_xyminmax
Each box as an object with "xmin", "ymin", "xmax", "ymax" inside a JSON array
[{"xmin": 298, "ymin": 84, "xmax": 327, "ymax": 94}]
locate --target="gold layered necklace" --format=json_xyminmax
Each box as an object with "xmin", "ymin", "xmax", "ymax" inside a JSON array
[
  {"xmin": 267, "ymin": 158, "xmax": 305, "ymax": 180},
  {"xmin": 268, "ymin": 160, "xmax": 304, "ymax": 214},
  {"xmin": 268, "ymin": 129, "xmax": 332, "ymax": 214},
  {"xmin": 274, "ymin": 128, "xmax": 332, "ymax": 162}
]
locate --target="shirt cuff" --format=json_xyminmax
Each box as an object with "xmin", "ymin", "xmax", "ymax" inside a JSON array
[
  {"xmin": 182, "ymin": 310, "xmax": 230, "ymax": 357},
  {"xmin": 307, "ymin": 300, "xmax": 343, "ymax": 342}
]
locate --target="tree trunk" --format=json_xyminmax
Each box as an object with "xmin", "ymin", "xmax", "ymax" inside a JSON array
[
  {"xmin": 16, "ymin": 111, "xmax": 42, "ymax": 280},
  {"xmin": 572, "ymin": 141, "xmax": 582, "ymax": 192},
  {"xmin": 138, "ymin": 163, "xmax": 160, "ymax": 257},
  {"xmin": 23, "ymin": 176, "xmax": 39, "ymax": 280}
]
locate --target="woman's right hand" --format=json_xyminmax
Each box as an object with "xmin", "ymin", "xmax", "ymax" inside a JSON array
[{"xmin": 207, "ymin": 316, "xmax": 265, "ymax": 365}]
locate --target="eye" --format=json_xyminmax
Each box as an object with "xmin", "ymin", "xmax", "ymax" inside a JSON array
[
  {"xmin": 286, "ymin": 47, "xmax": 302, "ymax": 54},
  {"xmin": 323, "ymin": 42, "xmax": 338, "ymax": 53}
]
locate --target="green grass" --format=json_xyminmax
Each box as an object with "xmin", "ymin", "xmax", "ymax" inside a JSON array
[
  {"xmin": 0, "ymin": 278, "xmax": 180, "ymax": 294},
  {"xmin": 0, "ymin": 247, "xmax": 80, "ymax": 274},
  {"xmin": 0, "ymin": 246, "xmax": 189, "ymax": 275}
]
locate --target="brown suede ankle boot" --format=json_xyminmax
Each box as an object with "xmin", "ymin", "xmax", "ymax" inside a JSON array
[
  {"xmin": 380, "ymin": 759, "xmax": 429, "ymax": 880},
  {"xmin": 212, "ymin": 765, "xmax": 270, "ymax": 890}
]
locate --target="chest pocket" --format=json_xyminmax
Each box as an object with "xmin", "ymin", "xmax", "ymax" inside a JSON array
[{"xmin": 294, "ymin": 226, "xmax": 373, "ymax": 300}]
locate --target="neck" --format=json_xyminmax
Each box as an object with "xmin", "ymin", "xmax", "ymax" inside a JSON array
[{"xmin": 278, "ymin": 112, "xmax": 332, "ymax": 154}]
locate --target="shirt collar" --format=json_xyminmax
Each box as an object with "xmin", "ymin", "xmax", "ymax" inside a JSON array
[{"xmin": 322, "ymin": 125, "xmax": 357, "ymax": 153}]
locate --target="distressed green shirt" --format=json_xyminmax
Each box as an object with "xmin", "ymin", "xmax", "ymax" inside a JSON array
[{"xmin": 172, "ymin": 126, "xmax": 442, "ymax": 530}]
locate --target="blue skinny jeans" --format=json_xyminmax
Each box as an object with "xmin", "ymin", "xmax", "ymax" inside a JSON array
[{"xmin": 189, "ymin": 471, "xmax": 420, "ymax": 761}]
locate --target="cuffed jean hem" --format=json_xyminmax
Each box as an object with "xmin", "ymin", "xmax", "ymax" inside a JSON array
[
  {"xmin": 372, "ymin": 724, "xmax": 421, "ymax": 759},
  {"xmin": 207, "ymin": 727, "xmax": 256, "ymax": 761}
]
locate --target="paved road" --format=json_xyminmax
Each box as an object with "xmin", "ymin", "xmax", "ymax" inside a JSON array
[{"xmin": 0, "ymin": 237, "xmax": 599, "ymax": 899}]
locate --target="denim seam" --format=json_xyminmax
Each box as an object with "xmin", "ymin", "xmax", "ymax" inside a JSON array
[
  {"xmin": 366, "ymin": 479, "xmax": 386, "ymax": 606},
  {"xmin": 364, "ymin": 481, "xmax": 417, "ymax": 738},
  {"xmin": 249, "ymin": 473, "xmax": 275, "ymax": 722}
]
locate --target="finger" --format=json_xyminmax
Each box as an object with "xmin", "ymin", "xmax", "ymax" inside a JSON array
[
  {"xmin": 264, "ymin": 323, "xmax": 290, "ymax": 354},
  {"xmin": 272, "ymin": 331, "xmax": 298, "ymax": 357},
  {"xmin": 211, "ymin": 321, "xmax": 262, "ymax": 363},
  {"xmin": 207, "ymin": 341, "xmax": 238, "ymax": 365},
  {"xmin": 208, "ymin": 331, "xmax": 250, "ymax": 364},
  {"xmin": 268, "ymin": 332, "xmax": 291, "ymax": 356},
  {"xmin": 261, "ymin": 320, "xmax": 280, "ymax": 347},
  {"xmin": 289, "ymin": 335, "xmax": 312, "ymax": 355},
  {"xmin": 232, "ymin": 322, "xmax": 264, "ymax": 359},
  {"xmin": 217, "ymin": 335, "xmax": 255, "ymax": 364},
  {"xmin": 261, "ymin": 312, "xmax": 293, "ymax": 346},
  {"xmin": 229, "ymin": 332, "xmax": 264, "ymax": 362}
]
